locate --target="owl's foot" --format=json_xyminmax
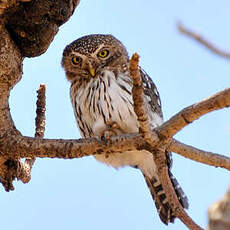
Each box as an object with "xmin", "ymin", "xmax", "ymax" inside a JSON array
[
  {"xmin": 100, "ymin": 122, "xmax": 121, "ymax": 159},
  {"xmin": 100, "ymin": 122, "xmax": 121, "ymax": 141}
]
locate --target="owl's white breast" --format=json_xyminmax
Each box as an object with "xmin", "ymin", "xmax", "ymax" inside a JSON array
[
  {"xmin": 72, "ymin": 69, "xmax": 163, "ymax": 177},
  {"xmin": 73, "ymin": 69, "xmax": 139, "ymax": 137}
]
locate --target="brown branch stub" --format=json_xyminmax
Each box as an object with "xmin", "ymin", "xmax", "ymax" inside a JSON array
[
  {"xmin": 35, "ymin": 84, "xmax": 46, "ymax": 138},
  {"xmin": 17, "ymin": 84, "xmax": 46, "ymax": 184},
  {"xmin": 129, "ymin": 53, "xmax": 159, "ymax": 145},
  {"xmin": 178, "ymin": 22, "xmax": 230, "ymax": 59},
  {"xmin": 168, "ymin": 139, "xmax": 230, "ymax": 170}
]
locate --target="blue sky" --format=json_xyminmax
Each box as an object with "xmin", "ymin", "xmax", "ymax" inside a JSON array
[{"xmin": 2, "ymin": 1, "xmax": 230, "ymax": 229}]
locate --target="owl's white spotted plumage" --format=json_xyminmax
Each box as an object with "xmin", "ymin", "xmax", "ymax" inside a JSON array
[{"xmin": 62, "ymin": 34, "xmax": 188, "ymax": 224}]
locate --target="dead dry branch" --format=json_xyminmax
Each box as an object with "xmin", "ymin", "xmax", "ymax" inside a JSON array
[{"xmin": 178, "ymin": 22, "xmax": 230, "ymax": 59}]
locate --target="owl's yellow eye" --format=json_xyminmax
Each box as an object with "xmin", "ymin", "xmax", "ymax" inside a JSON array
[
  {"xmin": 98, "ymin": 49, "xmax": 109, "ymax": 58},
  {"xmin": 72, "ymin": 56, "xmax": 82, "ymax": 65}
]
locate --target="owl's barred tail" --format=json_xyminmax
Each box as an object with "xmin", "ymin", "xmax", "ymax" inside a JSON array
[{"xmin": 144, "ymin": 171, "xmax": 189, "ymax": 225}]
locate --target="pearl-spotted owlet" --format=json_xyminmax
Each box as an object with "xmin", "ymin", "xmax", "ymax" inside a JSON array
[{"xmin": 62, "ymin": 34, "xmax": 188, "ymax": 225}]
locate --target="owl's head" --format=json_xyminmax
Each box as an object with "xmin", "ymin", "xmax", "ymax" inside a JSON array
[{"xmin": 62, "ymin": 34, "xmax": 129, "ymax": 82}]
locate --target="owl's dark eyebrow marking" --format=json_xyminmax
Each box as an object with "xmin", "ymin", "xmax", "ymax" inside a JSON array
[{"xmin": 104, "ymin": 52, "xmax": 121, "ymax": 66}]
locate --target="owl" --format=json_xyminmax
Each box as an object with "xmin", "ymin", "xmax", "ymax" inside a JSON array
[{"xmin": 62, "ymin": 34, "xmax": 188, "ymax": 225}]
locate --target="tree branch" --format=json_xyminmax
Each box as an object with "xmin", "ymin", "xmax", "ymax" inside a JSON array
[
  {"xmin": 168, "ymin": 139, "xmax": 230, "ymax": 170},
  {"xmin": 0, "ymin": 87, "xmax": 229, "ymax": 167},
  {"xmin": 157, "ymin": 87, "xmax": 230, "ymax": 140},
  {"xmin": 178, "ymin": 22, "xmax": 230, "ymax": 59},
  {"xmin": 129, "ymin": 53, "xmax": 203, "ymax": 230}
]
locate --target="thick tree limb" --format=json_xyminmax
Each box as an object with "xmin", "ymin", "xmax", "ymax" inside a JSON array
[
  {"xmin": 0, "ymin": 87, "xmax": 229, "ymax": 165},
  {"xmin": 168, "ymin": 139, "xmax": 230, "ymax": 170},
  {"xmin": 178, "ymin": 22, "xmax": 230, "ymax": 59}
]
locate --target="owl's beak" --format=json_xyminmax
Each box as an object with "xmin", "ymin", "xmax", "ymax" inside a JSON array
[{"xmin": 88, "ymin": 67, "xmax": 96, "ymax": 77}]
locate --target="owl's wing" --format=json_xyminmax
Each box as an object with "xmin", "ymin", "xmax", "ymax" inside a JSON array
[
  {"xmin": 139, "ymin": 68, "xmax": 172, "ymax": 169},
  {"xmin": 139, "ymin": 68, "xmax": 189, "ymax": 221},
  {"xmin": 140, "ymin": 68, "xmax": 163, "ymax": 120}
]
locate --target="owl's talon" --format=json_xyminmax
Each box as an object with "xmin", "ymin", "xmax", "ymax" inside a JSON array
[
  {"xmin": 101, "ymin": 130, "xmax": 115, "ymax": 141},
  {"xmin": 99, "ymin": 122, "xmax": 121, "ymax": 141}
]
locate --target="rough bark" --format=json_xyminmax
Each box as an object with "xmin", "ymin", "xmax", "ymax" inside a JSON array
[
  {"xmin": 0, "ymin": 0, "xmax": 79, "ymax": 191},
  {"xmin": 207, "ymin": 188, "xmax": 230, "ymax": 230}
]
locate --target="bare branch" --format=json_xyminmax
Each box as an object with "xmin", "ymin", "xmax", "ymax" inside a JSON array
[
  {"xmin": 178, "ymin": 22, "xmax": 230, "ymax": 59},
  {"xmin": 157, "ymin": 88, "xmax": 230, "ymax": 140},
  {"xmin": 0, "ymin": 86, "xmax": 229, "ymax": 169},
  {"xmin": 129, "ymin": 53, "xmax": 203, "ymax": 230},
  {"xmin": 0, "ymin": 133, "xmax": 146, "ymax": 159},
  {"xmin": 168, "ymin": 139, "xmax": 230, "ymax": 170}
]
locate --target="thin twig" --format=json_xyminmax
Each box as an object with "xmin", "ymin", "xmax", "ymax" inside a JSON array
[
  {"xmin": 168, "ymin": 139, "xmax": 230, "ymax": 170},
  {"xmin": 129, "ymin": 53, "xmax": 203, "ymax": 230},
  {"xmin": 178, "ymin": 22, "xmax": 230, "ymax": 59}
]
